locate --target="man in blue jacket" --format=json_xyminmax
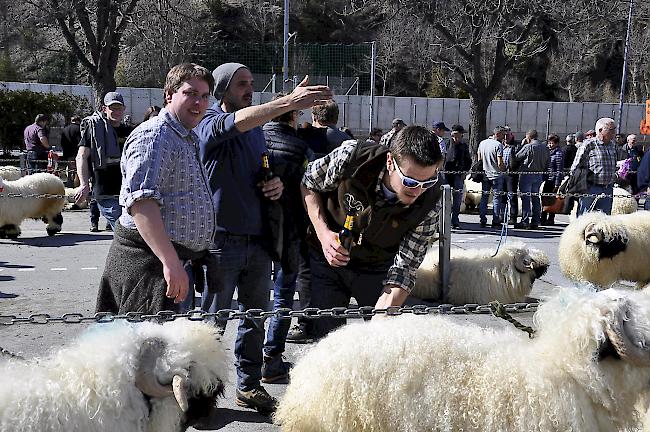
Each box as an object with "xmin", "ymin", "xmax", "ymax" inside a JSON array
[
  {"xmin": 638, "ymin": 150, "xmax": 650, "ymax": 210},
  {"xmin": 195, "ymin": 62, "xmax": 331, "ymax": 414}
]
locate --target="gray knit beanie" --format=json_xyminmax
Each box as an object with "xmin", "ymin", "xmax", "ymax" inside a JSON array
[{"xmin": 212, "ymin": 62, "xmax": 248, "ymax": 101}]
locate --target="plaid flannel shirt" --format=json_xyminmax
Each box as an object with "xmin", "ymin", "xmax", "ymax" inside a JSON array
[
  {"xmin": 302, "ymin": 141, "xmax": 441, "ymax": 293},
  {"xmin": 570, "ymin": 138, "xmax": 617, "ymax": 186}
]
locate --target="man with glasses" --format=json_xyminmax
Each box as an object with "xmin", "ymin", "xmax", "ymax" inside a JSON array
[
  {"xmin": 570, "ymin": 117, "xmax": 618, "ymax": 215},
  {"xmin": 301, "ymin": 125, "xmax": 443, "ymax": 339}
]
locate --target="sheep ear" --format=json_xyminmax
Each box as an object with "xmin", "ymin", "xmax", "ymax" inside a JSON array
[
  {"xmin": 135, "ymin": 338, "xmax": 173, "ymax": 398},
  {"xmin": 605, "ymin": 300, "xmax": 650, "ymax": 366}
]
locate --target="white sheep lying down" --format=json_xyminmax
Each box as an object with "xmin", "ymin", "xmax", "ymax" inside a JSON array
[
  {"xmin": 612, "ymin": 186, "xmax": 639, "ymax": 215},
  {"xmin": 0, "ymin": 319, "xmax": 227, "ymax": 432},
  {"xmin": 0, "ymin": 173, "xmax": 65, "ymax": 238},
  {"xmin": 411, "ymin": 243, "xmax": 549, "ymax": 304},
  {"xmin": 275, "ymin": 287, "xmax": 650, "ymax": 432},
  {"xmin": 0, "ymin": 165, "xmax": 22, "ymax": 181},
  {"xmin": 559, "ymin": 211, "xmax": 650, "ymax": 287}
]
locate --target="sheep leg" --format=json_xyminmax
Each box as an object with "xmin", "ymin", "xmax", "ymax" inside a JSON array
[
  {"xmin": 3, "ymin": 224, "xmax": 20, "ymax": 239},
  {"xmin": 45, "ymin": 213, "xmax": 63, "ymax": 237}
]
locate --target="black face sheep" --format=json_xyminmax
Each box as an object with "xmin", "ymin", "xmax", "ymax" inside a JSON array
[
  {"xmin": 0, "ymin": 173, "xmax": 65, "ymax": 238},
  {"xmin": 275, "ymin": 287, "xmax": 650, "ymax": 432},
  {"xmin": 0, "ymin": 319, "xmax": 227, "ymax": 432},
  {"xmin": 411, "ymin": 243, "xmax": 549, "ymax": 304},
  {"xmin": 559, "ymin": 211, "xmax": 650, "ymax": 287}
]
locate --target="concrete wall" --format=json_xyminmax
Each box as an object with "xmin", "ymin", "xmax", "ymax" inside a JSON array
[{"xmin": 2, "ymin": 82, "xmax": 646, "ymax": 142}]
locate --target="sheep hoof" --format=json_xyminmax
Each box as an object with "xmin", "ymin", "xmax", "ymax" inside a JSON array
[
  {"xmin": 6, "ymin": 232, "xmax": 19, "ymax": 240},
  {"xmin": 46, "ymin": 228, "xmax": 59, "ymax": 237}
]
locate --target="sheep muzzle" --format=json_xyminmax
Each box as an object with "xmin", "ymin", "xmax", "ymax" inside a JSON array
[{"xmin": 605, "ymin": 301, "xmax": 650, "ymax": 366}]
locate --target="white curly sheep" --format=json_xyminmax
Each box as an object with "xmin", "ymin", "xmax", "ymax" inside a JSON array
[
  {"xmin": 559, "ymin": 211, "xmax": 650, "ymax": 287},
  {"xmin": 275, "ymin": 287, "xmax": 650, "ymax": 432},
  {"xmin": 0, "ymin": 166, "xmax": 22, "ymax": 181},
  {"xmin": 411, "ymin": 243, "xmax": 549, "ymax": 304},
  {"xmin": 0, "ymin": 319, "xmax": 227, "ymax": 432},
  {"xmin": 612, "ymin": 186, "xmax": 639, "ymax": 215},
  {"xmin": 0, "ymin": 173, "xmax": 65, "ymax": 238}
]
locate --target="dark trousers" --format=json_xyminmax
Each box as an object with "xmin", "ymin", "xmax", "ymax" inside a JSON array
[{"xmin": 309, "ymin": 249, "xmax": 390, "ymax": 339}]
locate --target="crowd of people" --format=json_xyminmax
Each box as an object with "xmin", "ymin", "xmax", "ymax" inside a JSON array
[{"xmin": 19, "ymin": 62, "xmax": 650, "ymax": 415}]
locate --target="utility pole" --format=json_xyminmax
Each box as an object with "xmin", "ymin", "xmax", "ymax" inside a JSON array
[
  {"xmin": 369, "ymin": 41, "xmax": 376, "ymax": 133},
  {"xmin": 617, "ymin": 0, "xmax": 635, "ymax": 134},
  {"xmin": 282, "ymin": 0, "xmax": 289, "ymax": 93}
]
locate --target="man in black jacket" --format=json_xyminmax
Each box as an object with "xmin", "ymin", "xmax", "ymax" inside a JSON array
[
  {"xmin": 261, "ymin": 97, "xmax": 312, "ymax": 382},
  {"xmin": 445, "ymin": 124, "xmax": 472, "ymax": 229}
]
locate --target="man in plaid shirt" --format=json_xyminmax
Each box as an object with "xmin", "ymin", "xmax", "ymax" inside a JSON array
[
  {"xmin": 570, "ymin": 117, "xmax": 618, "ymax": 215},
  {"xmin": 301, "ymin": 126, "xmax": 444, "ymax": 338}
]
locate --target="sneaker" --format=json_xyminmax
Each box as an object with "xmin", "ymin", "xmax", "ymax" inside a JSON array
[
  {"xmin": 105, "ymin": 224, "xmax": 113, "ymax": 232},
  {"xmin": 90, "ymin": 223, "xmax": 99, "ymax": 232},
  {"xmin": 235, "ymin": 387, "xmax": 277, "ymax": 414},
  {"xmin": 514, "ymin": 222, "xmax": 531, "ymax": 230},
  {"xmin": 479, "ymin": 221, "xmax": 487, "ymax": 228},
  {"xmin": 286, "ymin": 324, "xmax": 315, "ymax": 344},
  {"xmin": 261, "ymin": 355, "xmax": 292, "ymax": 383}
]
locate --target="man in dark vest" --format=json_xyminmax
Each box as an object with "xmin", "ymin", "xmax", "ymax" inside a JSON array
[{"xmin": 301, "ymin": 125, "xmax": 444, "ymax": 338}]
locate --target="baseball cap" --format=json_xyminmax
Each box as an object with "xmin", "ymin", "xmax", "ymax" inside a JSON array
[
  {"xmin": 433, "ymin": 121, "xmax": 449, "ymax": 131},
  {"xmin": 392, "ymin": 118, "xmax": 405, "ymax": 126},
  {"xmin": 103, "ymin": 91, "xmax": 124, "ymax": 106}
]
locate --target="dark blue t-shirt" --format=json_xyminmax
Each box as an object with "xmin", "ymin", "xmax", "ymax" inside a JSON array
[{"xmin": 196, "ymin": 103, "xmax": 266, "ymax": 235}]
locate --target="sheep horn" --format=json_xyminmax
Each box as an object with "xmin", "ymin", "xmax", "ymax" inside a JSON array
[
  {"xmin": 135, "ymin": 339, "xmax": 173, "ymax": 398},
  {"xmin": 584, "ymin": 222, "xmax": 603, "ymax": 244},
  {"xmin": 605, "ymin": 301, "xmax": 650, "ymax": 366},
  {"xmin": 172, "ymin": 374, "xmax": 189, "ymax": 412}
]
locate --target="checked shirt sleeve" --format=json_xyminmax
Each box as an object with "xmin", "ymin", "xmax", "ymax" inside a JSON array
[
  {"xmin": 383, "ymin": 199, "xmax": 441, "ymax": 292},
  {"xmin": 302, "ymin": 140, "xmax": 358, "ymax": 192}
]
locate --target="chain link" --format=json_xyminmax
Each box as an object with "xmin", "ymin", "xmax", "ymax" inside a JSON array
[
  {"xmin": 461, "ymin": 188, "xmax": 641, "ymax": 200},
  {"xmin": 0, "ymin": 303, "xmax": 539, "ymax": 325}
]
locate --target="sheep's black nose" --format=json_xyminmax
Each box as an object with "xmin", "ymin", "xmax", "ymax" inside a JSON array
[{"xmin": 535, "ymin": 265, "xmax": 549, "ymax": 278}]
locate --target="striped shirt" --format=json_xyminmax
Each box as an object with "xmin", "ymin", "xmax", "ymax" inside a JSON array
[
  {"xmin": 302, "ymin": 141, "xmax": 441, "ymax": 293},
  {"xmin": 570, "ymin": 138, "xmax": 617, "ymax": 186},
  {"xmin": 119, "ymin": 109, "xmax": 216, "ymax": 251}
]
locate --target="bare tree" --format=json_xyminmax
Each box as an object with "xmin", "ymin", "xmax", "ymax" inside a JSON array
[{"xmin": 21, "ymin": 0, "xmax": 140, "ymax": 107}]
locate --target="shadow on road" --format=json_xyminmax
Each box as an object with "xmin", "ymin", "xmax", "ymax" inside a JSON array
[
  {"xmin": 0, "ymin": 261, "xmax": 34, "ymax": 270},
  {"xmin": 0, "ymin": 289, "xmax": 18, "ymax": 298},
  {"xmin": 3, "ymin": 233, "xmax": 112, "ymax": 248},
  {"xmin": 193, "ymin": 407, "xmax": 273, "ymax": 430}
]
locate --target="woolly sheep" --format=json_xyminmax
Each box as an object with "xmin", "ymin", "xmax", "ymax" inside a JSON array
[
  {"xmin": 0, "ymin": 166, "xmax": 22, "ymax": 181},
  {"xmin": 463, "ymin": 175, "xmax": 484, "ymax": 211},
  {"xmin": 0, "ymin": 173, "xmax": 65, "ymax": 238},
  {"xmin": 612, "ymin": 186, "xmax": 639, "ymax": 215},
  {"xmin": 0, "ymin": 319, "xmax": 227, "ymax": 432},
  {"xmin": 64, "ymin": 187, "xmax": 88, "ymax": 210},
  {"xmin": 275, "ymin": 287, "xmax": 650, "ymax": 431},
  {"xmin": 411, "ymin": 243, "xmax": 549, "ymax": 304},
  {"xmin": 559, "ymin": 211, "xmax": 650, "ymax": 287}
]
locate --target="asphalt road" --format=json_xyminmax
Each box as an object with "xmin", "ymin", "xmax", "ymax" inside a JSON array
[{"xmin": 0, "ymin": 209, "xmax": 609, "ymax": 431}]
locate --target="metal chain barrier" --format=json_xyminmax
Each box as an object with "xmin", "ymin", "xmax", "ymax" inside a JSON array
[{"xmin": 0, "ymin": 303, "xmax": 539, "ymax": 325}]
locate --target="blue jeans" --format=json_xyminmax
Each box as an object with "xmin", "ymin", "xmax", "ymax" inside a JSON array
[
  {"xmin": 519, "ymin": 174, "xmax": 544, "ymax": 225},
  {"xmin": 26, "ymin": 151, "xmax": 47, "ymax": 174},
  {"xmin": 309, "ymin": 249, "xmax": 389, "ymax": 339},
  {"xmin": 446, "ymin": 174, "xmax": 464, "ymax": 226},
  {"xmin": 96, "ymin": 198, "xmax": 121, "ymax": 231},
  {"xmin": 479, "ymin": 176, "xmax": 504, "ymax": 224},
  {"xmin": 644, "ymin": 198, "xmax": 650, "ymax": 211},
  {"xmin": 202, "ymin": 233, "xmax": 272, "ymax": 391},
  {"xmin": 578, "ymin": 184, "xmax": 613, "ymax": 216}
]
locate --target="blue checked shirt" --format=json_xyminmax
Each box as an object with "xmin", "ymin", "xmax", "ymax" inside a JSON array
[
  {"xmin": 119, "ymin": 109, "xmax": 216, "ymax": 251},
  {"xmin": 302, "ymin": 141, "xmax": 441, "ymax": 293},
  {"xmin": 570, "ymin": 138, "xmax": 618, "ymax": 186}
]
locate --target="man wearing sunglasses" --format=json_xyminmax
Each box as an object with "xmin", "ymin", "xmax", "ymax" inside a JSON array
[{"xmin": 301, "ymin": 125, "xmax": 443, "ymax": 338}]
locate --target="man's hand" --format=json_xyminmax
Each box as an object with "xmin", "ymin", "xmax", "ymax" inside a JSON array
[
  {"xmin": 288, "ymin": 75, "xmax": 334, "ymax": 110},
  {"xmin": 162, "ymin": 257, "xmax": 189, "ymax": 304},
  {"xmin": 318, "ymin": 229, "xmax": 350, "ymax": 267},
  {"xmin": 259, "ymin": 176, "xmax": 283, "ymax": 200},
  {"xmin": 74, "ymin": 183, "xmax": 90, "ymax": 204},
  {"xmin": 373, "ymin": 285, "xmax": 409, "ymax": 320}
]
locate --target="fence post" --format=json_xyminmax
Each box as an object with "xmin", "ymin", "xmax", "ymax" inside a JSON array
[
  {"xmin": 19, "ymin": 152, "xmax": 26, "ymax": 175},
  {"xmin": 439, "ymin": 184, "xmax": 452, "ymax": 299}
]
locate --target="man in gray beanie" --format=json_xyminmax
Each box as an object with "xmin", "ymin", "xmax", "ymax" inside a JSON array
[{"xmin": 195, "ymin": 63, "xmax": 332, "ymax": 414}]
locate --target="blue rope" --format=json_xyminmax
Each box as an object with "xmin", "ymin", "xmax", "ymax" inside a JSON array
[{"xmin": 491, "ymin": 198, "xmax": 510, "ymax": 258}]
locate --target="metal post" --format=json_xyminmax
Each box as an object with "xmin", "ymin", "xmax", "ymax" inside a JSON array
[
  {"xmin": 617, "ymin": 0, "xmax": 635, "ymax": 134},
  {"xmin": 439, "ymin": 185, "xmax": 452, "ymax": 299},
  {"xmin": 282, "ymin": 0, "xmax": 289, "ymax": 93},
  {"xmin": 356, "ymin": 77, "xmax": 359, "ymax": 96},
  {"xmin": 271, "ymin": 73, "xmax": 276, "ymax": 93},
  {"xmin": 545, "ymin": 109, "xmax": 551, "ymax": 140},
  {"xmin": 412, "ymin": 104, "xmax": 417, "ymax": 124},
  {"xmin": 369, "ymin": 41, "xmax": 376, "ymax": 133}
]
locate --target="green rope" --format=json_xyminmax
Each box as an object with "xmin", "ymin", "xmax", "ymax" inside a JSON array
[{"xmin": 489, "ymin": 301, "xmax": 536, "ymax": 339}]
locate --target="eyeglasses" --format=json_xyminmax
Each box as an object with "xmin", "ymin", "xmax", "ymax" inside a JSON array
[{"xmin": 393, "ymin": 161, "xmax": 439, "ymax": 189}]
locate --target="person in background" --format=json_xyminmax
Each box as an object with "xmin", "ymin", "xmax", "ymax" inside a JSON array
[
  {"xmin": 23, "ymin": 114, "xmax": 50, "ymax": 174},
  {"xmin": 541, "ymin": 134, "xmax": 563, "ymax": 226},
  {"xmin": 477, "ymin": 126, "xmax": 506, "ymax": 228},
  {"xmin": 380, "ymin": 118, "xmax": 406, "ymax": 147},
  {"xmin": 143, "ymin": 105, "xmax": 162, "ymax": 122},
  {"xmin": 637, "ymin": 150, "xmax": 650, "ymax": 210},
  {"xmin": 513, "ymin": 129, "xmax": 549, "ymax": 230},
  {"xmin": 366, "ymin": 128, "xmax": 383, "ymax": 145},
  {"xmin": 432, "ymin": 121, "xmax": 450, "ymax": 155},
  {"xmin": 298, "ymin": 100, "xmax": 349, "ymax": 158},
  {"xmin": 444, "ymin": 124, "xmax": 471, "ymax": 229},
  {"xmin": 60, "ymin": 115, "xmax": 82, "ymax": 187}
]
